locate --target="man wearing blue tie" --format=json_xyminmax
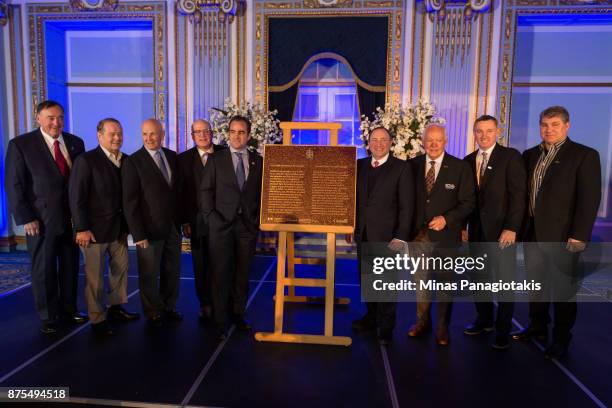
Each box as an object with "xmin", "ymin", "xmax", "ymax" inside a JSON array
[
  {"xmin": 122, "ymin": 119, "xmax": 183, "ymax": 326},
  {"xmin": 199, "ymin": 116, "xmax": 263, "ymax": 340}
]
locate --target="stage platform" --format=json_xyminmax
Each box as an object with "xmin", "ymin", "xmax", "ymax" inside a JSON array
[{"xmin": 0, "ymin": 252, "xmax": 610, "ymax": 408}]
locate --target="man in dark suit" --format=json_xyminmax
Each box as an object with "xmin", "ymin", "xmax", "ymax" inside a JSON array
[
  {"xmin": 351, "ymin": 127, "xmax": 414, "ymax": 345},
  {"xmin": 407, "ymin": 124, "xmax": 475, "ymax": 346},
  {"xmin": 5, "ymin": 100, "xmax": 87, "ymax": 334},
  {"xmin": 462, "ymin": 115, "xmax": 526, "ymax": 349},
  {"xmin": 178, "ymin": 119, "xmax": 224, "ymax": 322},
  {"xmin": 512, "ymin": 106, "xmax": 601, "ymax": 358},
  {"xmin": 122, "ymin": 118, "xmax": 183, "ymax": 326},
  {"xmin": 199, "ymin": 116, "xmax": 263, "ymax": 340},
  {"xmin": 69, "ymin": 118, "xmax": 140, "ymax": 336}
]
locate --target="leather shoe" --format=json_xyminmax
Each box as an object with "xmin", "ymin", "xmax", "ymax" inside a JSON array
[
  {"xmin": 164, "ymin": 310, "xmax": 184, "ymax": 322},
  {"xmin": 198, "ymin": 306, "xmax": 213, "ymax": 323},
  {"xmin": 63, "ymin": 312, "xmax": 88, "ymax": 324},
  {"xmin": 544, "ymin": 341, "xmax": 568, "ymax": 359},
  {"xmin": 234, "ymin": 317, "xmax": 252, "ymax": 332},
  {"xmin": 511, "ymin": 326, "xmax": 547, "ymax": 342},
  {"xmin": 147, "ymin": 315, "xmax": 163, "ymax": 327},
  {"xmin": 378, "ymin": 328, "xmax": 393, "ymax": 346},
  {"xmin": 463, "ymin": 322, "xmax": 494, "ymax": 336},
  {"xmin": 40, "ymin": 321, "xmax": 57, "ymax": 334},
  {"xmin": 108, "ymin": 305, "xmax": 140, "ymax": 321},
  {"xmin": 436, "ymin": 327, "xmax": 450, "ymax": 346},
  {"xmin": 92, "ymin": 320, "xmax": 114, "ymax": 336},
  {"xmin": 352, "ymin": 315, "xmax": 376, "ymax": 332},
  {"xmin": 407, "ymin": 321, "xmax": 431, "ymax": 338},
  {"xmin": 492, "ymin": 334, "xmax": 511, "ymax": 350}
]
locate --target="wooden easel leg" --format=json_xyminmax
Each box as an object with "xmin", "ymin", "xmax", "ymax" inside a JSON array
[
  {"xmin": 274, "ymin": 231, "xmax": 287, "ymax": 334},
  {"xmin": 324, "ymin": 232, "xmax": 336, "ymax": 337},
  {"xmin": 287, "ymin": 232, "xmax": 296, "ymax": 297}
]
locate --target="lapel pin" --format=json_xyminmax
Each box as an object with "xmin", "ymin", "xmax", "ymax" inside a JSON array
[{"xmin": 487, "ymin": 166, "xmax": 492, "ymax": 169}]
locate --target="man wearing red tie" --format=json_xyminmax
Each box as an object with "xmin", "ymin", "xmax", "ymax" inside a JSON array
[{"xmin": 5, "ymin": 100, "xmax": 87, "ymax": 334}]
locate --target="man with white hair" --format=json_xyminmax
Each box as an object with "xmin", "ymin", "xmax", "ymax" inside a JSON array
[{"xmin": 407, "ymin": 124, "xmax": 475, "ymax": 346}]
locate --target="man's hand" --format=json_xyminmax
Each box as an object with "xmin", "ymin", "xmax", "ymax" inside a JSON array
[
  {"xmin": 461, "ymin": 230, "xmax": 468, "ymax": 243},
  {"xmin": 76, "ymin": 231, "xmax": 96, "ymax": 248},
  {"xmin": 566, "ymin": 237, "xmax": 586, "ymax": 253},
  {"xmin": 498, "ymin": 229, "xmax": 516, "ymax": 249},
  {"xmin": 388, "ymin": 238, "xmax": 407, "ymax": 253},
  {"xmin": 24, "ymin": 220, "xmax": 40, "ymax": 236},
  {"xmin": 136, "ymin": 239, "xmax": 149, "ymax": 249},
  {"xmin": 182, "ymin": 223, "xmax": 192, "ymax": 238},
  {"xmin": 428, "ymin": 216, "xmax": 446, "ymax": 232}
]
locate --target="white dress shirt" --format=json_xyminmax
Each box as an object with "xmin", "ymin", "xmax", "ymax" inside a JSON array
[
  {"xmin": 100, "ymin": 145, "xmax": 123, "ymax": 168},
  {"xmin": 146, "ymin": 147, "xmax": 172, "ymax": 181},
  {"xmin": 230, "ymin": 147, "xmax": 249, "ymax": 179},
  {"xmin": 425, "ymin": 152, "xmax": 445, "ymax": 181},
  {"xmin": 40, "ymin": 129, "xmax": 72, "ymax": 168},
  {"xmin": 370, "ymin": 153, "xmax": 390, "ymax": 167}
]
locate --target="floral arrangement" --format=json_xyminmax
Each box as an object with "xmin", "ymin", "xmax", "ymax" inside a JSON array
[
  {"xmin": 210, "ymin": 98, "xmax": 282, "ymax": 154},
  {"xmin": 359, "ymin": 100, "xmax": 445, "ymax": 160}
]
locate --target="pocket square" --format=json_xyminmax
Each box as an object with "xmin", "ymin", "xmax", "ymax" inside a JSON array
[{"xmin": 445, "ymin": 183, "xmax": 455, "ymax": 190}]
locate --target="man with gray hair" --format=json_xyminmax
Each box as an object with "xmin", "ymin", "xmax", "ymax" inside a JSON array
[{"xmin": 407, "ymin": 124, "xmax": 475, "ymax": 346}]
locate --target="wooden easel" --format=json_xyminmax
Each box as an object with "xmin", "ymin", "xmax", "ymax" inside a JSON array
[{"xmin": 254, "ymin": 122, "xmax": 353, "ymax": 346}]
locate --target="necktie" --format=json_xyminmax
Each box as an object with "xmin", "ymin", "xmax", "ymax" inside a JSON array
[
  {"xmin": 425, "ymin": 160, "xmax": 436, "ymax": 194},
  {"xmin": 202, "ymin": 153, "xmax": 208, "ymax": 166},
  {"xmin": 53, "ymin": 140, "xmax": 69, "ymax": 180},
  {"xmin": 155, "ymin": 150, "xmax": 170, "ymax": 184},
  {"xmin": 235, "ymin": 152, "xmax": 246, "ymax": 190},
  {"xmin": 479, "ymin": 152, "xmax": 488, "ymax": 182},
  {"xmin": 373, "ymin": 160, "xmax": 380, "ymax": 168}
]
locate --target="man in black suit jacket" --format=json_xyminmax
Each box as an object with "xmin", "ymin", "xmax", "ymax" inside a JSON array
[
  {"xmin": 199, "ymin": 116, "xmax": 263, "ymax": 339},
  {"xmin": 122, "ymin": 119, "xmax": 183, "ymax": 325},
  {"xmin": 407, "ymin": 124, "xmax": 475, "ymax": 346},
  {"xmin": 5, "ymin": 100, "xmax": 87, "ymax": 334},
  {"xmin": 351, "ymin": 127, "xmax": 414, "ymax": 345},
  {"xmin": 178, "ymin": 119, "xmax": 224, "ymax": 322},
  {"xmin": 512, "ymin": 106, "xmax": 601, "ymax": 358},
  {"xmin": 69, "ymin": 118, "xmax": 139, "ymax": 336},
  {"xmin": 462, "ymin": 115, "xmax": 526, "ymax": 350}
]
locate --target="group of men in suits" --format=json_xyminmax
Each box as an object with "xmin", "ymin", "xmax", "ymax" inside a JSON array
[
  {"xmin": 5, "ymin": 101, "xmax": 263, "ymax": 340},
  {"xmin": 353, "ymin": 106, "xmax": 601, "ymax": 359}
]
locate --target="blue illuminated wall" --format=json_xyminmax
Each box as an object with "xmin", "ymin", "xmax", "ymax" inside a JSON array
[{"xmin": 0, "ymin": 28, "xmax": 9, "ymax": 242}]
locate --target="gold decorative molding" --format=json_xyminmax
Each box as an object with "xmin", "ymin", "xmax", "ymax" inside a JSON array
[
  {"xmin": 395, "ymin": 11, "xmax": 401, "ymax": 39},
  {"xmin": 365, "ymin": 1, "xmax": 394, "ymax": 7},
  {"xmin": 266, "ymin": 2, "xmax": 294, "ymax": 8},
  {"xmin": 303, "ymin": 0, "xmax": 353, "ymax": 8},
  {"xmin": 393, "ymin": 54, "xmax": 400, "ymax": 82},
  {"xmin": 69, "ymin": 0, "xmax": 117, "ymax": 12},
  {"xmin": 177, "ymin": 0, "xmax": 243, "ymax": 23}
]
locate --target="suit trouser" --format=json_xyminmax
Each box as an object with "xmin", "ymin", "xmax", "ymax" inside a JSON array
[
  {"xmin": 191, "ymin": 234, "xmax": 213, "ymax": 309},
  {"xmin": 26, "ymin": 228, "xmax": 80, "ymax": 322},
  {"xmin": 470, "ymin": 242, "xmax": 515, "ymax": 335},
  {"xmin": 413, "ymin": 231, "xmax": 453, "ymax": 329},
  {"xmin": 357, "ymin": 239, "xmax": 397, "ymax": 331},
  {"xmin": 136, "ymin": 225, "xmax": 181, "ymax": 319},
  {"xmin": 209, "ymin": 216, "xmax": 257, "ymax": 327},
  {"xmin": 81, "ymin": 238, "xmax": 129, "ymax": 324},
  {"xmin": 524, "ymin": 240, "xmax": 579, "ymax": 343}
]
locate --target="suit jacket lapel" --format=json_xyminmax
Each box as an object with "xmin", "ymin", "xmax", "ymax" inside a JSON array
[
  {"xmin": 539, "ymin": 139, "xmax": 571, "ymax": 190},
  {"xmin": 222, "ymin": 150, "xmax": 240, "ymax": 191},
  {"xmin": 36, "ymin": 130, "xmax": 63, "ymax": 179},
  {"xmin": 64, "ymin": 135, "xmax": 79, "ymax": 162},
  {"xmin": 244, "ymin": 150, "xmax": 260, "ymax": 191},
  {"xmin": 430, "ymin": 155, "xmax": 449, "ymax": 196},
  {"xmin": 142, "ymin": 147, "xmax": 170, "ymax": 187},
  {"xmin": 369, "ymin": 158, "xmax": 395, "ymax": 198}
]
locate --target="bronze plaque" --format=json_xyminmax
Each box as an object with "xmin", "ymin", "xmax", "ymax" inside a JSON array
[{"xmin": 260, "ymin": 145, "xmax": 356, "ymax": 230}]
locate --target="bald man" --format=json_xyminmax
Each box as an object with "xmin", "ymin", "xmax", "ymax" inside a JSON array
[
  {"xmin": 178, "ymin": 119, "xmax": 224, "ymax": 322},
  {"xmin": 407, "ymin": 124, "xmax": 475, "ymax": 346},
  {"xmin": 122, "ymin": 119, "xmax": 183, "ymax": 326}
]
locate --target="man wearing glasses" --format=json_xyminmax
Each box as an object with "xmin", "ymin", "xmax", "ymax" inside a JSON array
[{"xmin": 178, "ymin": 120, "xmax": 224, "ymax": 323}]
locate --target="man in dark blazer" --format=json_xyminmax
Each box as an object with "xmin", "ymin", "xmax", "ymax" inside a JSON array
[
  {"xmin": 199, "ymin": 116, "xmax": 263, "ymax": 340},
  {"xmin": 5, "ymin": 100, "xmax": 87, "ymax": 334},
  {"xmin": 122, "ymin": 118, "xmax": 183, "ymax": 325},
  {"xmin": 69, "ymin": 118, "xmax": 139, "ymax": 336},
  {"xmin": 407, "ymin": 124, "xmax": 475, "ymax": 346},
  {"xmin": 178, "ymin": 119, "xmax": 224, "ymax": 322},
  {"xmin": 512, "ymin": 106, "xmax": 601, "ymax": 358},
  {"xmin": 351, "ymin": 127, "xmax": 414, "ymax": 345},
  {"xmin": 462, "ymin": 115, "xmax": 526, "ymax": 350}
]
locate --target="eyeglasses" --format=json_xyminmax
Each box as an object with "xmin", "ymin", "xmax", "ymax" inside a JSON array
[{"xmin": 192, "ymin": 130, "xmax": 212, "ymax": 135}]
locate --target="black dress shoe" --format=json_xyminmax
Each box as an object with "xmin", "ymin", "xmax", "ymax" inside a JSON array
[
  {"xmin": 463, "ymin": 322, "xmax": 494, "ymax": 336},
  {"xmin": 215, "ymin": 325, "xmax": 227, "ymax": 341},
  {"xmin": 92, "ymin": 320, "xmax": 114, "ymax": 336},
  {"xmin": 40, "ymin": 321, "xmax": 58, "ymax": 334},
  {"xmin": 378, "ymin": 328, "xmax": 393, "ymax": 346},
  {"xmin": 544, "ymin": 341, "xmax": 568, "ymax": 359},
  {"xmin": 108, "ymin": 305, "xmax": 140, "ymax": 322},
  {"xmin": 63, "ymin": 312, "xmax": 88, "ymax": 324},
  {"xmin": 352, "ymin": 315, "xmax": 377, "ymax": 332},
  {"xmin": 492, "ymin": 334, "xmax": 511, "ymax": 350},
  {"xmin": 511, "ymin": 326, "xmax": 548, "ymax": 342},
  {"xmin": 234, "ymin": 317, "xmax": 252, "ymax": 332},
  {"xmin": 147, "ymin": 315, "xmax": 163, "ymax": 327},
  {"xmin": 198, "ymin": 306, "xmax": 213, "ymax": 323},
  {"xmin": 164, "ymin": 310, "xmax": 184, "ymax": 322}
]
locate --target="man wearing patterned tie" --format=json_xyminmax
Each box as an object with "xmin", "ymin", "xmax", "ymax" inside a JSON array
[
  {"xmin": 407, "ymin": 124, "xmax": 475, "ymax": 346},
  {"xmin": 462, "ymin": 115, "xmax": 526, "ymax": 350},
  {"xmin": 178, "ymin": 119, "xmax": 224, "ymax": 323},
  {"xmin": 5, "ymin": 100, "xmax": 87, "ymax": 334},
  {"xmin": 351, "ymin": 127, "xmax": 414, "ymax": 345},
  {"xmin": 199, "ymin": 116, "xmax": 263, "ymax": 340},
  {"xmin": 122, "ymin": 118, "xmax": 183, "ymax": 326}
]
